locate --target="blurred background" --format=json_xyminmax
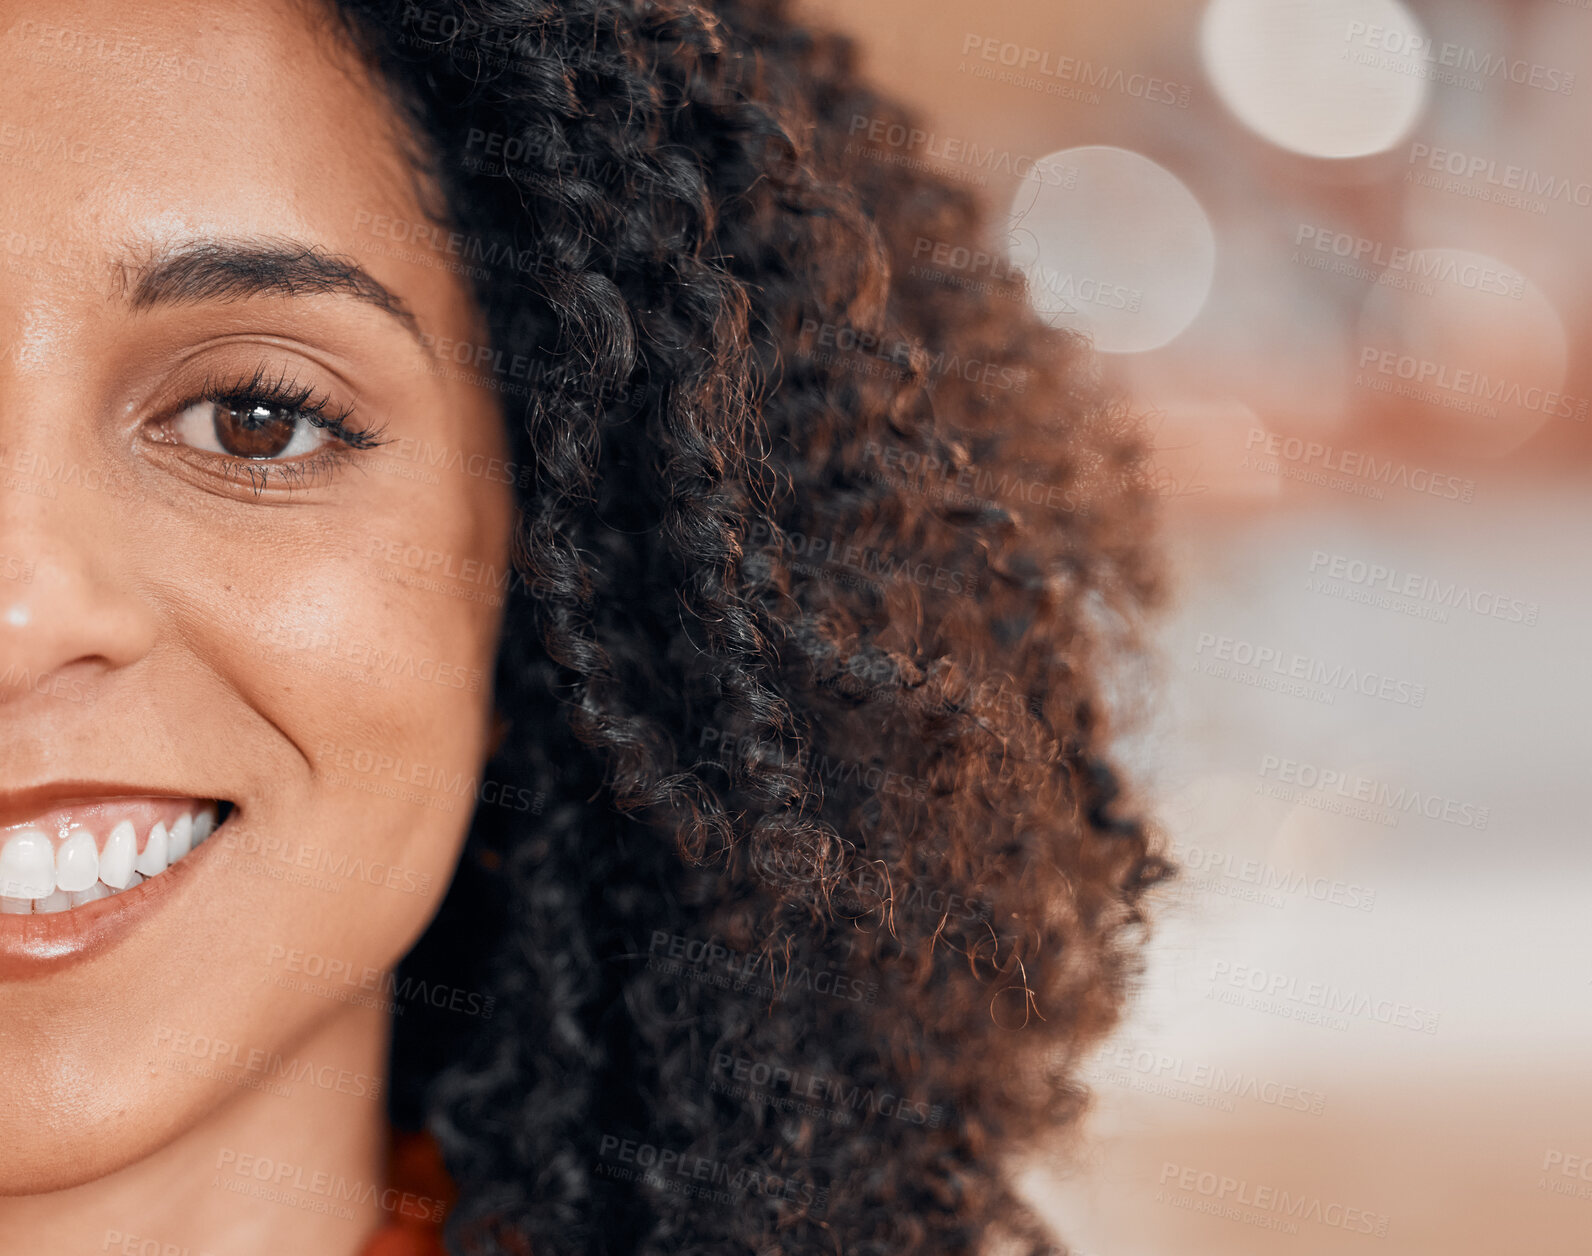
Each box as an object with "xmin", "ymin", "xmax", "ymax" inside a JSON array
[{"xmin": 799, "ymin": 1, "xmax": 1590, "ymax": 1252}]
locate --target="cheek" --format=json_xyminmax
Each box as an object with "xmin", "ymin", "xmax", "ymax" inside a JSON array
[
  {"xmin": 152, "ymin": 457, "xmax": 514, "ymax": 1007},
  {"xmin": 236, "ymin": 584, "xmax": 493, "ymax": 889},
  {"xmin": 203, "ymin": 479, "xmax": 511, "ymax": 912}
]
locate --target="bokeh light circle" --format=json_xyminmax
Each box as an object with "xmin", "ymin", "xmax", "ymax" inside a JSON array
[
  {"xmin": 1006, "ymin": 146, "xmax": 1216, "ymax": 354},
  {"xmin": 1355, "ymin": 248, "xmax": 1568, "ymax": 458},
  {"xmin": 1201, "ymin": 0, "xmax": 1429, "ymax": 158}
]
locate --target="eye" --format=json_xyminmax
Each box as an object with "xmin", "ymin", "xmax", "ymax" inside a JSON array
[
  {"xmin": 146, "ymin": 365, "xmax": 388, "ymax": 492},
  {"xmin": 169, "ymin": 398, "xmax": 333, "ymax": 460}
]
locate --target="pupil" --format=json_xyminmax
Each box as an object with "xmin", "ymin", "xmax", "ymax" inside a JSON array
[{"xmin": 214, "ymin": 404, "xmax": 295, "ymax": 458}]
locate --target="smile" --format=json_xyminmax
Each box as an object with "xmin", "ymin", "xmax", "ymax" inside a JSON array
[{"xmin": 0, "ymin": 798, "xmax": 227, "ymax": 914}]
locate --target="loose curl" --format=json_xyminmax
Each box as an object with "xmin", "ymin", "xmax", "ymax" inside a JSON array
[{"xmin": 327, "ymin": 1, "xmax": 1172, "ymax": 1252}]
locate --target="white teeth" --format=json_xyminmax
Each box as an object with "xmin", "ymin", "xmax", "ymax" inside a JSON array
[
  {"xmin": 135, "ymin": 821, "xmax": 170, "ymax": 877},
  {"xmin": 168, "ymin": 813, "xmax": 193, "ymax": 861},
  {"xmin": 69, "ymin": 882, "xmax": 111, "ymax": 907},
  {"xmin": 0, "ymin": 828, "xmax": 54, "ymax": 900},
  {"xmin": 99, "ymin": 821, "xmax": 138, "ymax": 889},
  {"xmin": 0, "ymin": 804, "xmax": 222, "ymax": 914},
  {"xmin": 55, "ymin": 830, "xmax": 101, "ymax": 893}
]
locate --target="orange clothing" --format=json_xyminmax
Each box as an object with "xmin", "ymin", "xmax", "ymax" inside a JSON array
[{"xmin": 360, "ymin": 1130, "xmax": 455, "ymax": 1256}]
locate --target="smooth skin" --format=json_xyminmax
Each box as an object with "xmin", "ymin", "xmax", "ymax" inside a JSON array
[{"xmin": 0, "ymin": 1, "xmax": 515, "ymax": 1252}]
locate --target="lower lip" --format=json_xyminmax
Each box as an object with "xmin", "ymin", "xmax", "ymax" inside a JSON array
[{"xmin": 0, "ymin": 814, "xmax": 229, "ymax": 982}]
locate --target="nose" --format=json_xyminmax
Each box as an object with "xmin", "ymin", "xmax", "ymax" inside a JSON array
[{"xmin": 0, "ymin": 475, "xmax": 159, "ymax": 708}]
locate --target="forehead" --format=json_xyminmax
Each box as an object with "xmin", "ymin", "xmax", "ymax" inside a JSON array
[{"xmin": 0, "ymin": 0, "xmax": 422, "ymax": 286}]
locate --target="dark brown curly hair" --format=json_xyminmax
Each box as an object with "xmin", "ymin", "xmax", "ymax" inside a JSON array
[{"xmin": 324, "ymin": 0, "xmax": 1171, "ymax": 1251}]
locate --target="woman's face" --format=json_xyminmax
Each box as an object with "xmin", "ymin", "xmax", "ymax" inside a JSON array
[{"xmin": 0, "ymin": 0, "xmax": 514, "ymax": 1191}]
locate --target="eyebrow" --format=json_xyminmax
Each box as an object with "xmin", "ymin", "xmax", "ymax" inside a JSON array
[{"xmin": 118, "ymin": 238, "xmax": 422, "ymax": 343}]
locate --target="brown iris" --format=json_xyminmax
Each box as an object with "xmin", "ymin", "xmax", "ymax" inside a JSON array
[{"xmin": 212, "ymin": 403, "xmax": 297, "ymax": 458}]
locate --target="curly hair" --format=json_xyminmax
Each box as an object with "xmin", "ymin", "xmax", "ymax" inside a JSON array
[{"xmin": 325, "ymin": 1, "xmax": 1171, "ymax": 1251}]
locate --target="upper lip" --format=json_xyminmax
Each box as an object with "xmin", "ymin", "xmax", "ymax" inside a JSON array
[{"xmin": 0, "ymin": 782, "xmax": 225, "ymax": 831}]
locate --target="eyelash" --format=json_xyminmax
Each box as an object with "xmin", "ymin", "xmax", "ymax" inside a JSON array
[{"xmin": 156, "ymin": 363, "xmax": 389, "ymax": 493}]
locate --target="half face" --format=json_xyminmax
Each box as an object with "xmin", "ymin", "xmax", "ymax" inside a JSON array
[{"xmin": 0, "ymin": 0, "xmax": 515, "ymax": 1191}]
